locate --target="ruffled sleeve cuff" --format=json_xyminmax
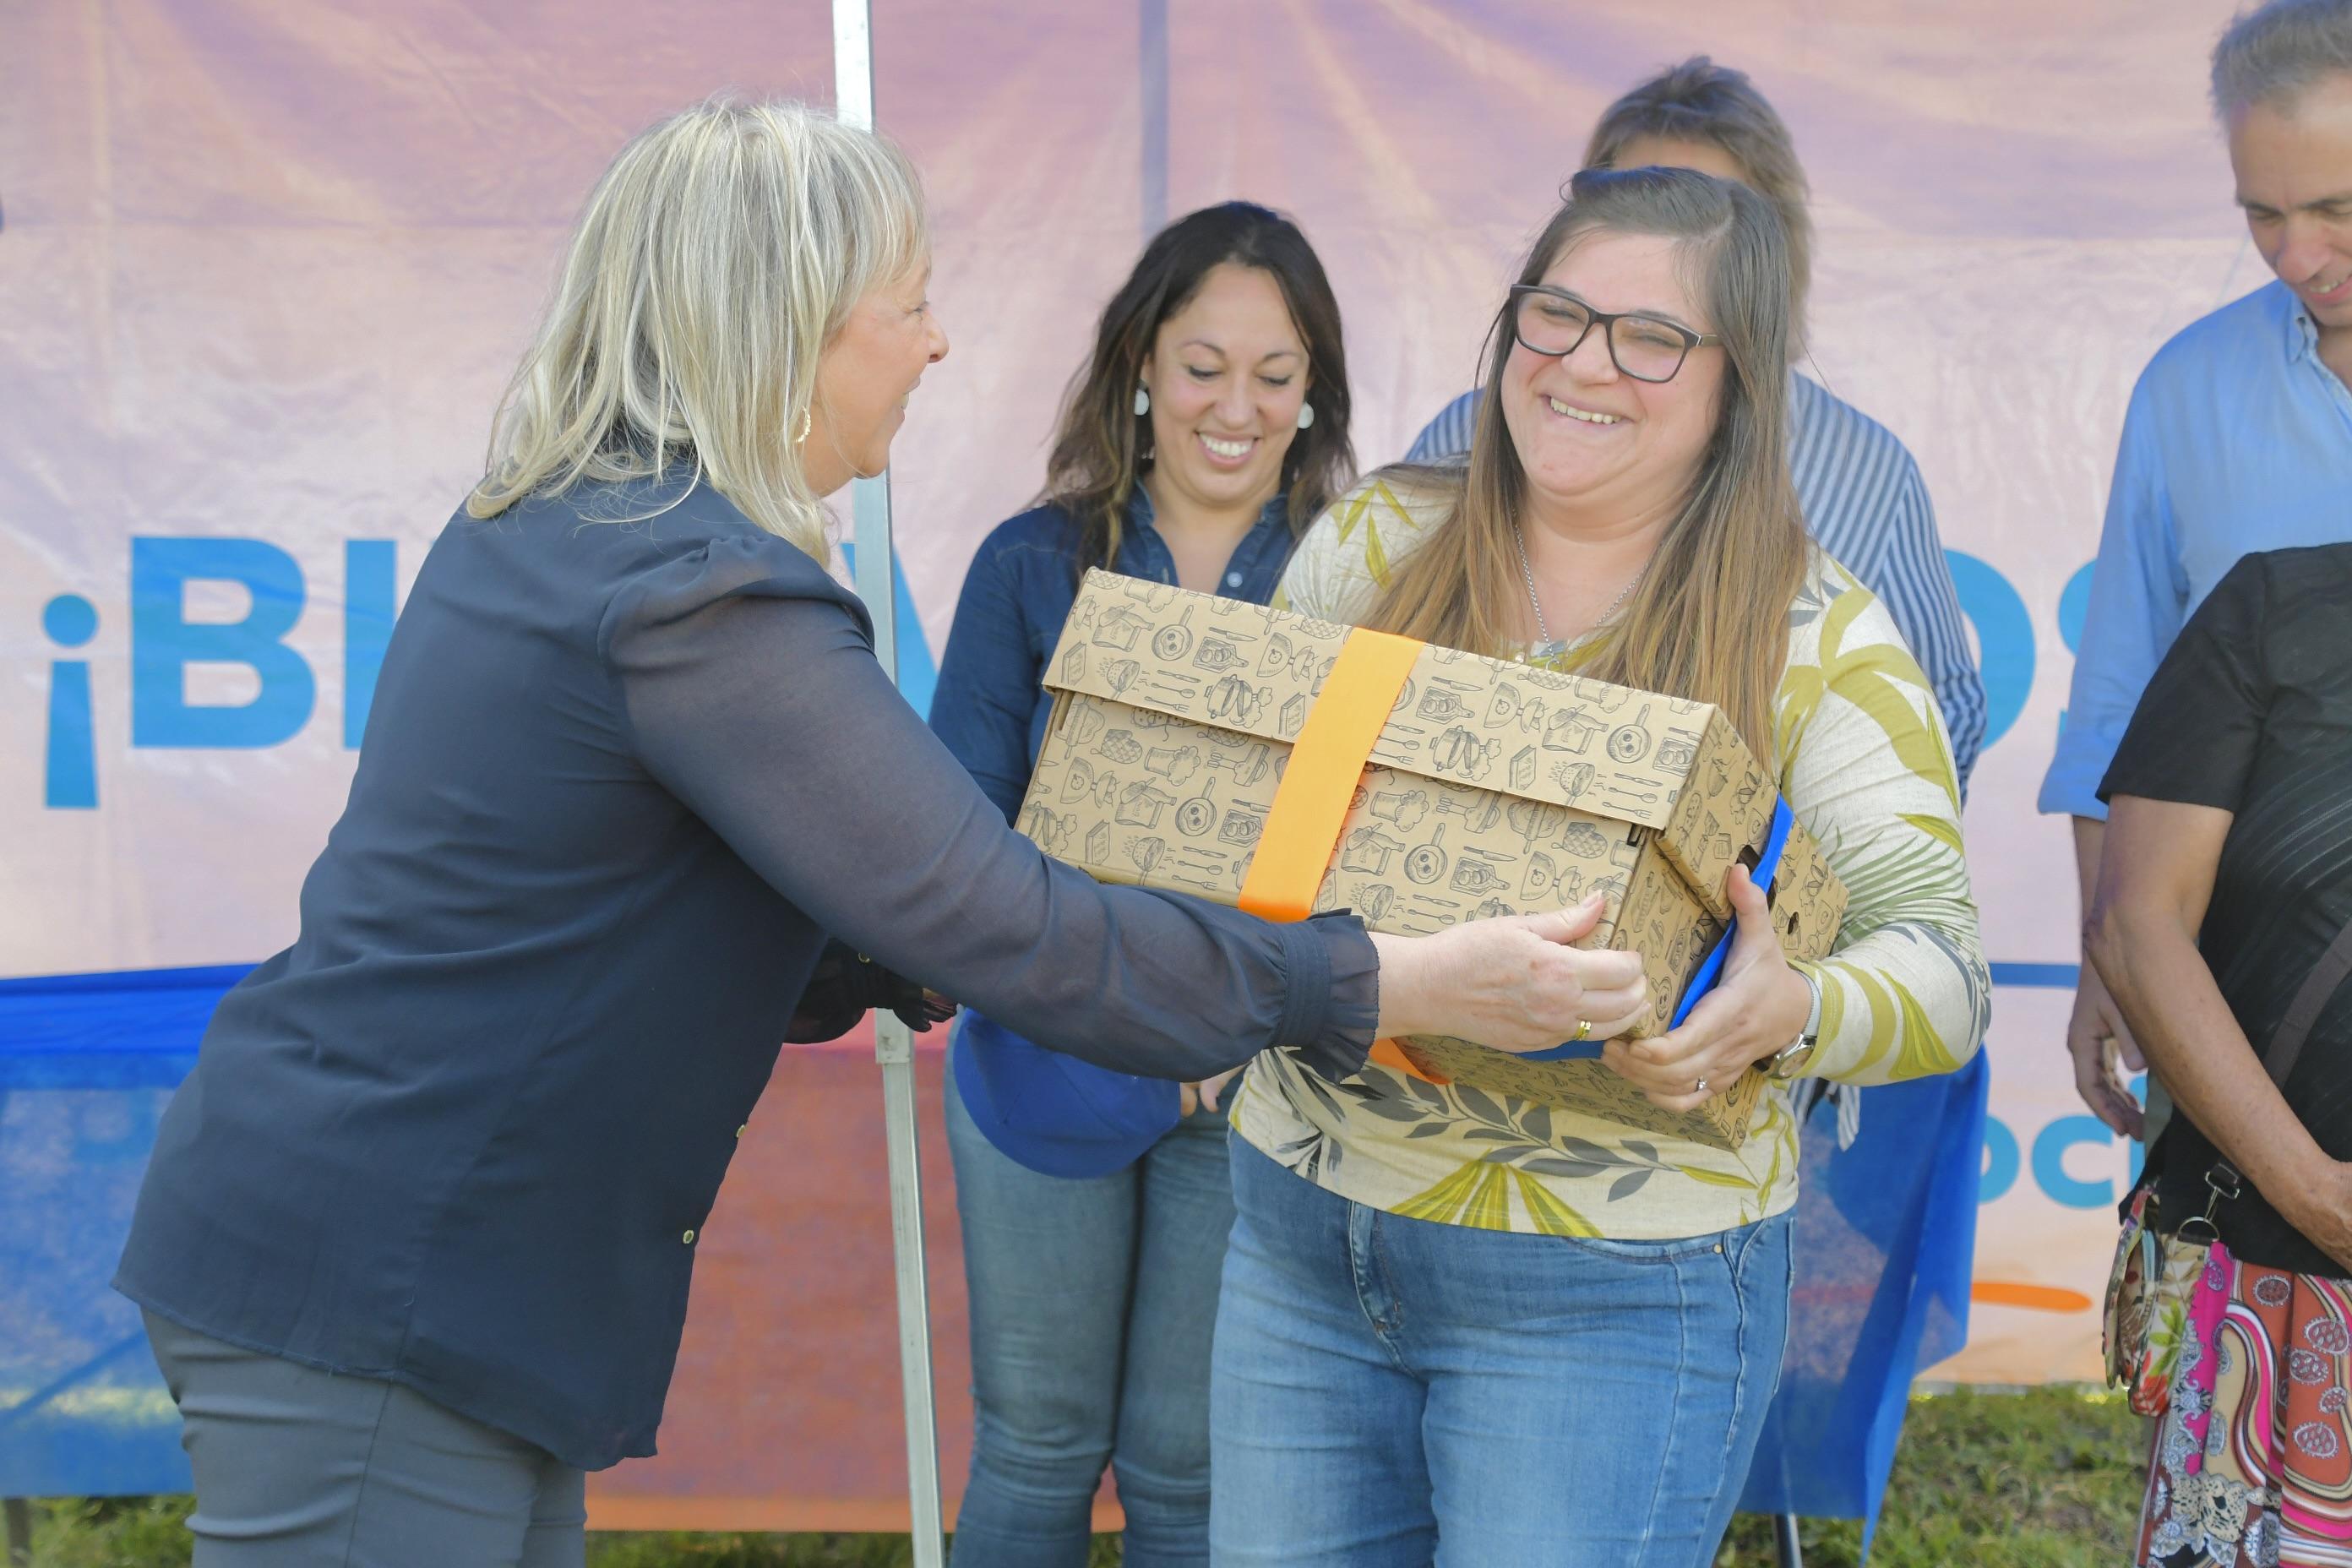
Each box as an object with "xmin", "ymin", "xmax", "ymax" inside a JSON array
[{"xmin": 1274, "ymin": 911, "xmax": 1380, "ymax": 1081}]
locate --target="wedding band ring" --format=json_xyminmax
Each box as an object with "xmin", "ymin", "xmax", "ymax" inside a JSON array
[
  {"xmin": 1694, "ymin": 1075, "xmax": 1710, "ymax": 1094},
  {"xmin": 1574, "ymin": 1019, "xmax": 1592, "ymax": 1041}
]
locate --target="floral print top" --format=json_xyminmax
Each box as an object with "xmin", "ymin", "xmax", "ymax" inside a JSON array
[{"xmin": 1229, "ymin": 476, "xmax": 1992, "ymax": 1240}]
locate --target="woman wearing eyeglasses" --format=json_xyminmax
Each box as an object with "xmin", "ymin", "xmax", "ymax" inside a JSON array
[{"xmin": 1207, "ymin": 167, "xmax": 1990, "ymax": 1567}]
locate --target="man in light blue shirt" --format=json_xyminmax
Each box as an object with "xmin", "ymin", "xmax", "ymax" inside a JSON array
[
  {"xmin": 2044, "ymin": 0, "xmax": 2352, "ymax": 1137},
  {"xmin": 1405, "ymin": 63, "xmax": 1987, "ymax": 795}
]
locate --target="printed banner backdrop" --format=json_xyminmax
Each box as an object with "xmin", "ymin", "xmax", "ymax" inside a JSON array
[{"xmin": 1, "ymin": 0, "xmax": 2265, "ymax": 1518}]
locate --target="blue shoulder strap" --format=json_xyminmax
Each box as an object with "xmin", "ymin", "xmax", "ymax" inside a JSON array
[{"xmin": 1516, "ymin": 796, "xmax": 1796, "ymax": 1062}]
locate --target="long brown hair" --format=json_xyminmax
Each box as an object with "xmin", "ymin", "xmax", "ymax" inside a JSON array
[
  {"xmin": 1040, "ymin": 202, "xmax": 1355, "ymax": 579},
  {"xmin": 1368, "ymin": 166, "xmax": 1806, "ymax": 765}
]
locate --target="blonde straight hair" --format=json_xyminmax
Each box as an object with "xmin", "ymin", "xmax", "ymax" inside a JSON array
[
  {"xmin": 1369, "ymin": 167, "xmax": 1806, "ymax": 765},
  {"xmin": 468, "ymin": 96, "xmax": 929, "ymax": 556}
]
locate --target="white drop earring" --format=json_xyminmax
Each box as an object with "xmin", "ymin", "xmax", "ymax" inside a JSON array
[
  {"xmin": 796, "ymin": 408, "xmax": 812, "ymax": 444},
  {"xmin": 1134, "ymin": 384, "xmax": 1151, "ymax": 416},
  {"xmin": 1297, "ymin": 401, "xmax": 1315, "ymax": 430}
]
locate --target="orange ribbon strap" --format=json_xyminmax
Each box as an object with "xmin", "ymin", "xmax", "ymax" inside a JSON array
[
  {"xmin": 1236, "ymin": 627, "xmax": 1422, "ymax": 923},
  {"xmin": 1367, "ymin": 1037, "xmax": 1449, "ymax": 1083}
]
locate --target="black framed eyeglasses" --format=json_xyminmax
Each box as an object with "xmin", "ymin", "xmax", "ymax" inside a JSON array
[{"xmin": 1506, "ymin": 284, "xmax": 1721, "ymax": 384}]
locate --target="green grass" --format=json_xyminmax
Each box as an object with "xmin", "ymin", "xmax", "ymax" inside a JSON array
[
  {"xmin": 13, "ymin": 1388, "xmax": 2144, "ymax": 1566},
  {"xmin": 1713, "ymin": 1387, "xmax": 2148, "ymax": 1566}
]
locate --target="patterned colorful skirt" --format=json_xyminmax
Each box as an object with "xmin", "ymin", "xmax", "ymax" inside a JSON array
[{"xmin": 2137, "ymin": 1244, "xmax": 2352, "ymax": 1567}]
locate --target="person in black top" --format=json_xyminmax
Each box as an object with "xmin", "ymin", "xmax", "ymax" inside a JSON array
[
  {"xmin": 2088, "ymin": 543, "xmax": 2352, "ymax": 1568},
  {"xmin": 110, "ymin": 99, "xmax": 1648, "ymax": 1568}
]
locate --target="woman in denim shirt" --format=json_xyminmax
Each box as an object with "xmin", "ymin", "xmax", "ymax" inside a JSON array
[{"xmin": 928, "ymin": 203, "xmax": 1353, "ymax": 1568}]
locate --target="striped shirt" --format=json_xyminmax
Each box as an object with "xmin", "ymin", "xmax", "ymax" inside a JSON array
[{"xmin": 1406, "ymin": 374, "xmax": 1986, "ymax": 794}]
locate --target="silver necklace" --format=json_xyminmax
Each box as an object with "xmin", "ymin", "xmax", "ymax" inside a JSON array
[{"xmin": 1512, "ymin": 524, "xmax": 1643, "ymax": 649}]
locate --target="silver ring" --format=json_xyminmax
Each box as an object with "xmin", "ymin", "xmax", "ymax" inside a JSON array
[{"xmin": 1694, "ymin": 1075, "xmax": 1710, "ymax": 1095}]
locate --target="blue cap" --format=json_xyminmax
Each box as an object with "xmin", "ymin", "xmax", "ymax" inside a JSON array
[{"xmin": 951, "ymin": 1011, "xmax": 1183, "ymax": 1179}]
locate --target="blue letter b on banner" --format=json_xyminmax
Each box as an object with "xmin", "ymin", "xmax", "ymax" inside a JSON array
[{"xmin": 131, "ymin": 538, "xmax": 315, "ymax": 748}]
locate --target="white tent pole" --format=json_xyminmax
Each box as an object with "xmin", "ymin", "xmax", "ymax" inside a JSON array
[{"xmin": 832, "ymin": 6, "xmax": 946, "ymax": 1564}]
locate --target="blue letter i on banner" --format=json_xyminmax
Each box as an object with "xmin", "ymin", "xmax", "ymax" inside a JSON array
[{"xmin": 44, "ymin": 593, "xmax": 100, "ymax": 808}]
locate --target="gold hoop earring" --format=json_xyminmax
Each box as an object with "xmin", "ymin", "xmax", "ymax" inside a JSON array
[{"xmin": 795, "ymin": 408, "xmax": 812, "ymax": 444}]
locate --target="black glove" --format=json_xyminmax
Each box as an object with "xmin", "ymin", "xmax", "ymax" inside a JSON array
[{"xmin": 785, "ymin": 941, "xmax": 958, "ymax": 1044}]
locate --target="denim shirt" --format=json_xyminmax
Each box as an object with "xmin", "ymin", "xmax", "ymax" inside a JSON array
[{"xmin": 930, "ymin": 487, "xmax": 1298, "ymax": 823}]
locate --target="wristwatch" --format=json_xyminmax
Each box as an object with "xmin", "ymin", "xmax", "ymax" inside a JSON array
[{"xmin": 1766, "ymin": 968, "xmax": 1823, "ymax": 1081}]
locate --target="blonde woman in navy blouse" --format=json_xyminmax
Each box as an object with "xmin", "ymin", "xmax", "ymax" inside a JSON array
[{"xmin": 111, "ymin": 99, "xmax": 1636, "ymax": 1568}]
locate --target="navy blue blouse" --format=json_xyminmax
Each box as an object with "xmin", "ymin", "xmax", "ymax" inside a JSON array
[{"xmin": 113, "ymin": 476, "xmax": 1376, "ymax": 1470}]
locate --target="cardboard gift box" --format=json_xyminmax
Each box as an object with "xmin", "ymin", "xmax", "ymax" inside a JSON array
[{"xmin": 1014, "ymin": 570, "xmax": 1848, "ymax": 1149}]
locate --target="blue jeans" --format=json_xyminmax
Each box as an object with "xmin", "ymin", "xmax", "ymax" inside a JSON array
[
  {"xmin": 1209, "ymin": 1137, "xmax": 1793, "ymax": 1568},
  {"xmin": 945, "ymin": 1051, "xmax": 1235, "ymax": 1568}
]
